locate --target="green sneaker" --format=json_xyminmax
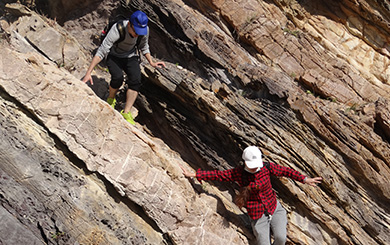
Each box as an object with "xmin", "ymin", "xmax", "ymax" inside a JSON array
[
  {"xmin": 120, "ymin": 110, "xmax": 135, "ymax": 125},
  {"xmin": 107, "ymin": 97, "xmax": 116, "ymax": 109}
]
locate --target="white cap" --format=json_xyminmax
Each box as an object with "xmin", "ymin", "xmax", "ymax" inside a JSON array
[{"xmin": 242, "ymin": 146, "xmax": 263, "ymax": 169}]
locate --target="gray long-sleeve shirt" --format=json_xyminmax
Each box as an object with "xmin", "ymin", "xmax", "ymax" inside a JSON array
[{"xmin": 95, "ymin": 20, "xmax": 150, "ymax": 60}]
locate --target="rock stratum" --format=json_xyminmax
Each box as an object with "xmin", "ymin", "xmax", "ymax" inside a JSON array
[{"xmin": 0, "ymin": 0, "xmax": 389, "ymax": 244}]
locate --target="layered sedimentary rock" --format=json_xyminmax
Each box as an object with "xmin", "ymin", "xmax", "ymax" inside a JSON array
[{"xmin": 1, "ymin": 0, "xmax": 390, "ymax": 244}]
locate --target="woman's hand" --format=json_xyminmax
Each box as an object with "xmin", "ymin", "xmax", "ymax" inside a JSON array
[
  {"xmin": 180, "ymin": 165, "xmax": 196, "ymax": 178},
  {"xmin": 305, "ymin": 177, "xmax": 322, "ymax": 186}
]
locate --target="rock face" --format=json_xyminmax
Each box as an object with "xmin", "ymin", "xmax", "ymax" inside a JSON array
[
  {"xmin": 0, "ymin": 0, "xmax": 390, "ymax": 245},
  {"xmin": 0, "ymin": 91, "xmax": 166, "ymax": 245}
]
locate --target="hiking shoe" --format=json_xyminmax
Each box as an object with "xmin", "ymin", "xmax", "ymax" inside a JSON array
[
  {"xmin": 107, "ymin": 97, "xmax": 116, "ymax": 109},
  {"xmin": 120, "ymin": 110, "xmax": 135, "ymax": 125}
]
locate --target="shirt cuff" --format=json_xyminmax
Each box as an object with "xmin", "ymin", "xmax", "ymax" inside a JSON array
[{"xmin": 195, "ymin": 168, "xmax": 203, "ymax": 183}]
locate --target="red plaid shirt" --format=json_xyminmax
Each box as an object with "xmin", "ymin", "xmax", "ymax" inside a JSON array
[{"xmin": 196, "ymin": 162, "xmax": 306, "ymax": 220}]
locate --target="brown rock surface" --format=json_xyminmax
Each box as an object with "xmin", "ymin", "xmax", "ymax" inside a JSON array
[{"xmin": 1, "ymin": 0, "xmax": 390, "ymax": 244}]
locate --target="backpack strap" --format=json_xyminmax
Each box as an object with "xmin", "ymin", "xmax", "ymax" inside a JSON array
[
  {"xmin": 116, "ymin": 20, "xmax": 126, "ymax": 44},
  {"xmin": 241, "ymin": 165, "xmax": 251, "ymax": 187},
  {"xmin": 136, "ymin": 35, "xmax": 142, "ymax": 50},
  {"xmin": 135, "ymin": 35, "xmax": 143, "ymax": 62},
  {"xmin": 264, "ymin": 162, "xmax": 271, "ymax": 171},
  {"xmin": 100, "ymin": 17, "xmax": 127, "ymax": 45}
]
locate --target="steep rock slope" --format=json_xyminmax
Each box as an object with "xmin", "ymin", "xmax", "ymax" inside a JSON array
[
  {"xmin": 0, "ymin": 0, "xmax": 390, "ymax": 244},
  {"xmin": 0, "ymin": 90, "xmax": 166, "ymax": 245}
]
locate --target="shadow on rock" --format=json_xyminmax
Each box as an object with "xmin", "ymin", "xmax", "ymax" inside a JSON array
[
  {"xmin": 87, "ymin": 75, "xmax": 128, "ymax": 112},
  {"xmin": 86, "ymin": 75, "xmax": 109, "ymax": 101},
  {"xmin": 187, "ymin": 178, "xmax": 257, "ymax": 244}
]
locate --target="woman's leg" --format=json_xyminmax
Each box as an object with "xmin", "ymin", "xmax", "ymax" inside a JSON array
[
  {"xmin": 270, "ymin": 201, "xmax": 287, "ymax": 245},
  {"xmin": 251, "ymin": 214, "xmax": 271, "ymax": 245}
]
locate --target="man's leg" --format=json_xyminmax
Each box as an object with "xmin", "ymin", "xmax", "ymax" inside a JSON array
[
  {"xmin": 106, "ymin": 55, "xmax": 125, "ymax": 104},
  {"xmin": 120, "ymin": 88, "xmax": 137, "ymax": 125},
  {"xmin": 270, "ymin": 201, "xmax": 287, "ymax": 245},
  {"xmin": 108, "ymin": 86, "xmax": 119, "ymax": 99},
  {"xmin": 251, "ymin": 214, "xmax": 271, "ymax": 245},
  {"xmin": 124, "ymin": 56, "xmax": 142, "ymax": 112}
]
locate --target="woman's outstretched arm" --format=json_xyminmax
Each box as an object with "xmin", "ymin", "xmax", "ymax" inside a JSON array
[{"xmin": 180, "ymin": 165, "xmax": 242, "ymax": 183}]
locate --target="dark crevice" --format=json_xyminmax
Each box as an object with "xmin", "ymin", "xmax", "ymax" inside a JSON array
[
  {"xmin": 24, "ymin": 37, "xmax": 58, "ymax": 65},
  {"xmin": 374, "ymin": 114, "xmax": 390, "ymax": 144},
  {"xmin": 37, "ymin": 221, "xmax": 49, "ymax": 244},
  {"xmin": 137, "ymin": 78, "xmax": 246, "ymax": 170}
]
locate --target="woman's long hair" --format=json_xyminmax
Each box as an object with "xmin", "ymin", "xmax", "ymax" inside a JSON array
[
  {"xmin": 234, "ymin": 185, "xmax": 251, "ymax": 209},
  {"xmin": 234, "ymin": 162, "xmax": 270, "ymax": 209},
  {"xmin": 234, "ymin": 166, "xmax": 251, "ymax": 209}
]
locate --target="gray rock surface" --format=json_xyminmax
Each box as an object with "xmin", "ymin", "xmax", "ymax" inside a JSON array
[
  {"xmin": 0, "ymin": 33, "xmax": 249, "ymax": 244},
  {"xmin": 1, "ymin": 0, "xmax": 390, "ymax": 244},
  {"xmin": 0, "ymin": 92, "xmax": 166, "ymax": 244}
]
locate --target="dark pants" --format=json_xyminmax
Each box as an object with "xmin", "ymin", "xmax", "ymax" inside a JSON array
[{"xmin": 106, "ymin": 55, "xmax": 141, "ymax": 91}]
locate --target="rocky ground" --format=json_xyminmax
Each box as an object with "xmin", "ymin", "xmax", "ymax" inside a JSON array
[{"xmin": 1, "ymin": 0, "xmax": 390, "ymax": 244}]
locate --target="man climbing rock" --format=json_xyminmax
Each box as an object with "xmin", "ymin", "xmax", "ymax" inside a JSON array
[{"xmin": 82, "ymin": 10, "xmax": 166, "ymax": 125}]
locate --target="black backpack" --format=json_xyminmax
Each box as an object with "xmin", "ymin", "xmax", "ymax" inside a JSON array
[
  {"xmin": 100, "ymin": 15, "xmax": 127, "ymax": 45},
  {"xmin": 100, "ymin": 15, "xmax": 142, "ymax": 57}
]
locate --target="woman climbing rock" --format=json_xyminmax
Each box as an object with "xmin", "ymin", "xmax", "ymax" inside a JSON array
[{"xmin": 181, "ymin": 146, "xmax": 322, "ymax": 245}]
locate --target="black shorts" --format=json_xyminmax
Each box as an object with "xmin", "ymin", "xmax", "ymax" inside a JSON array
[{"xmin": 106, "ymin": 55, "xmax": 141, "ymax": 91}]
